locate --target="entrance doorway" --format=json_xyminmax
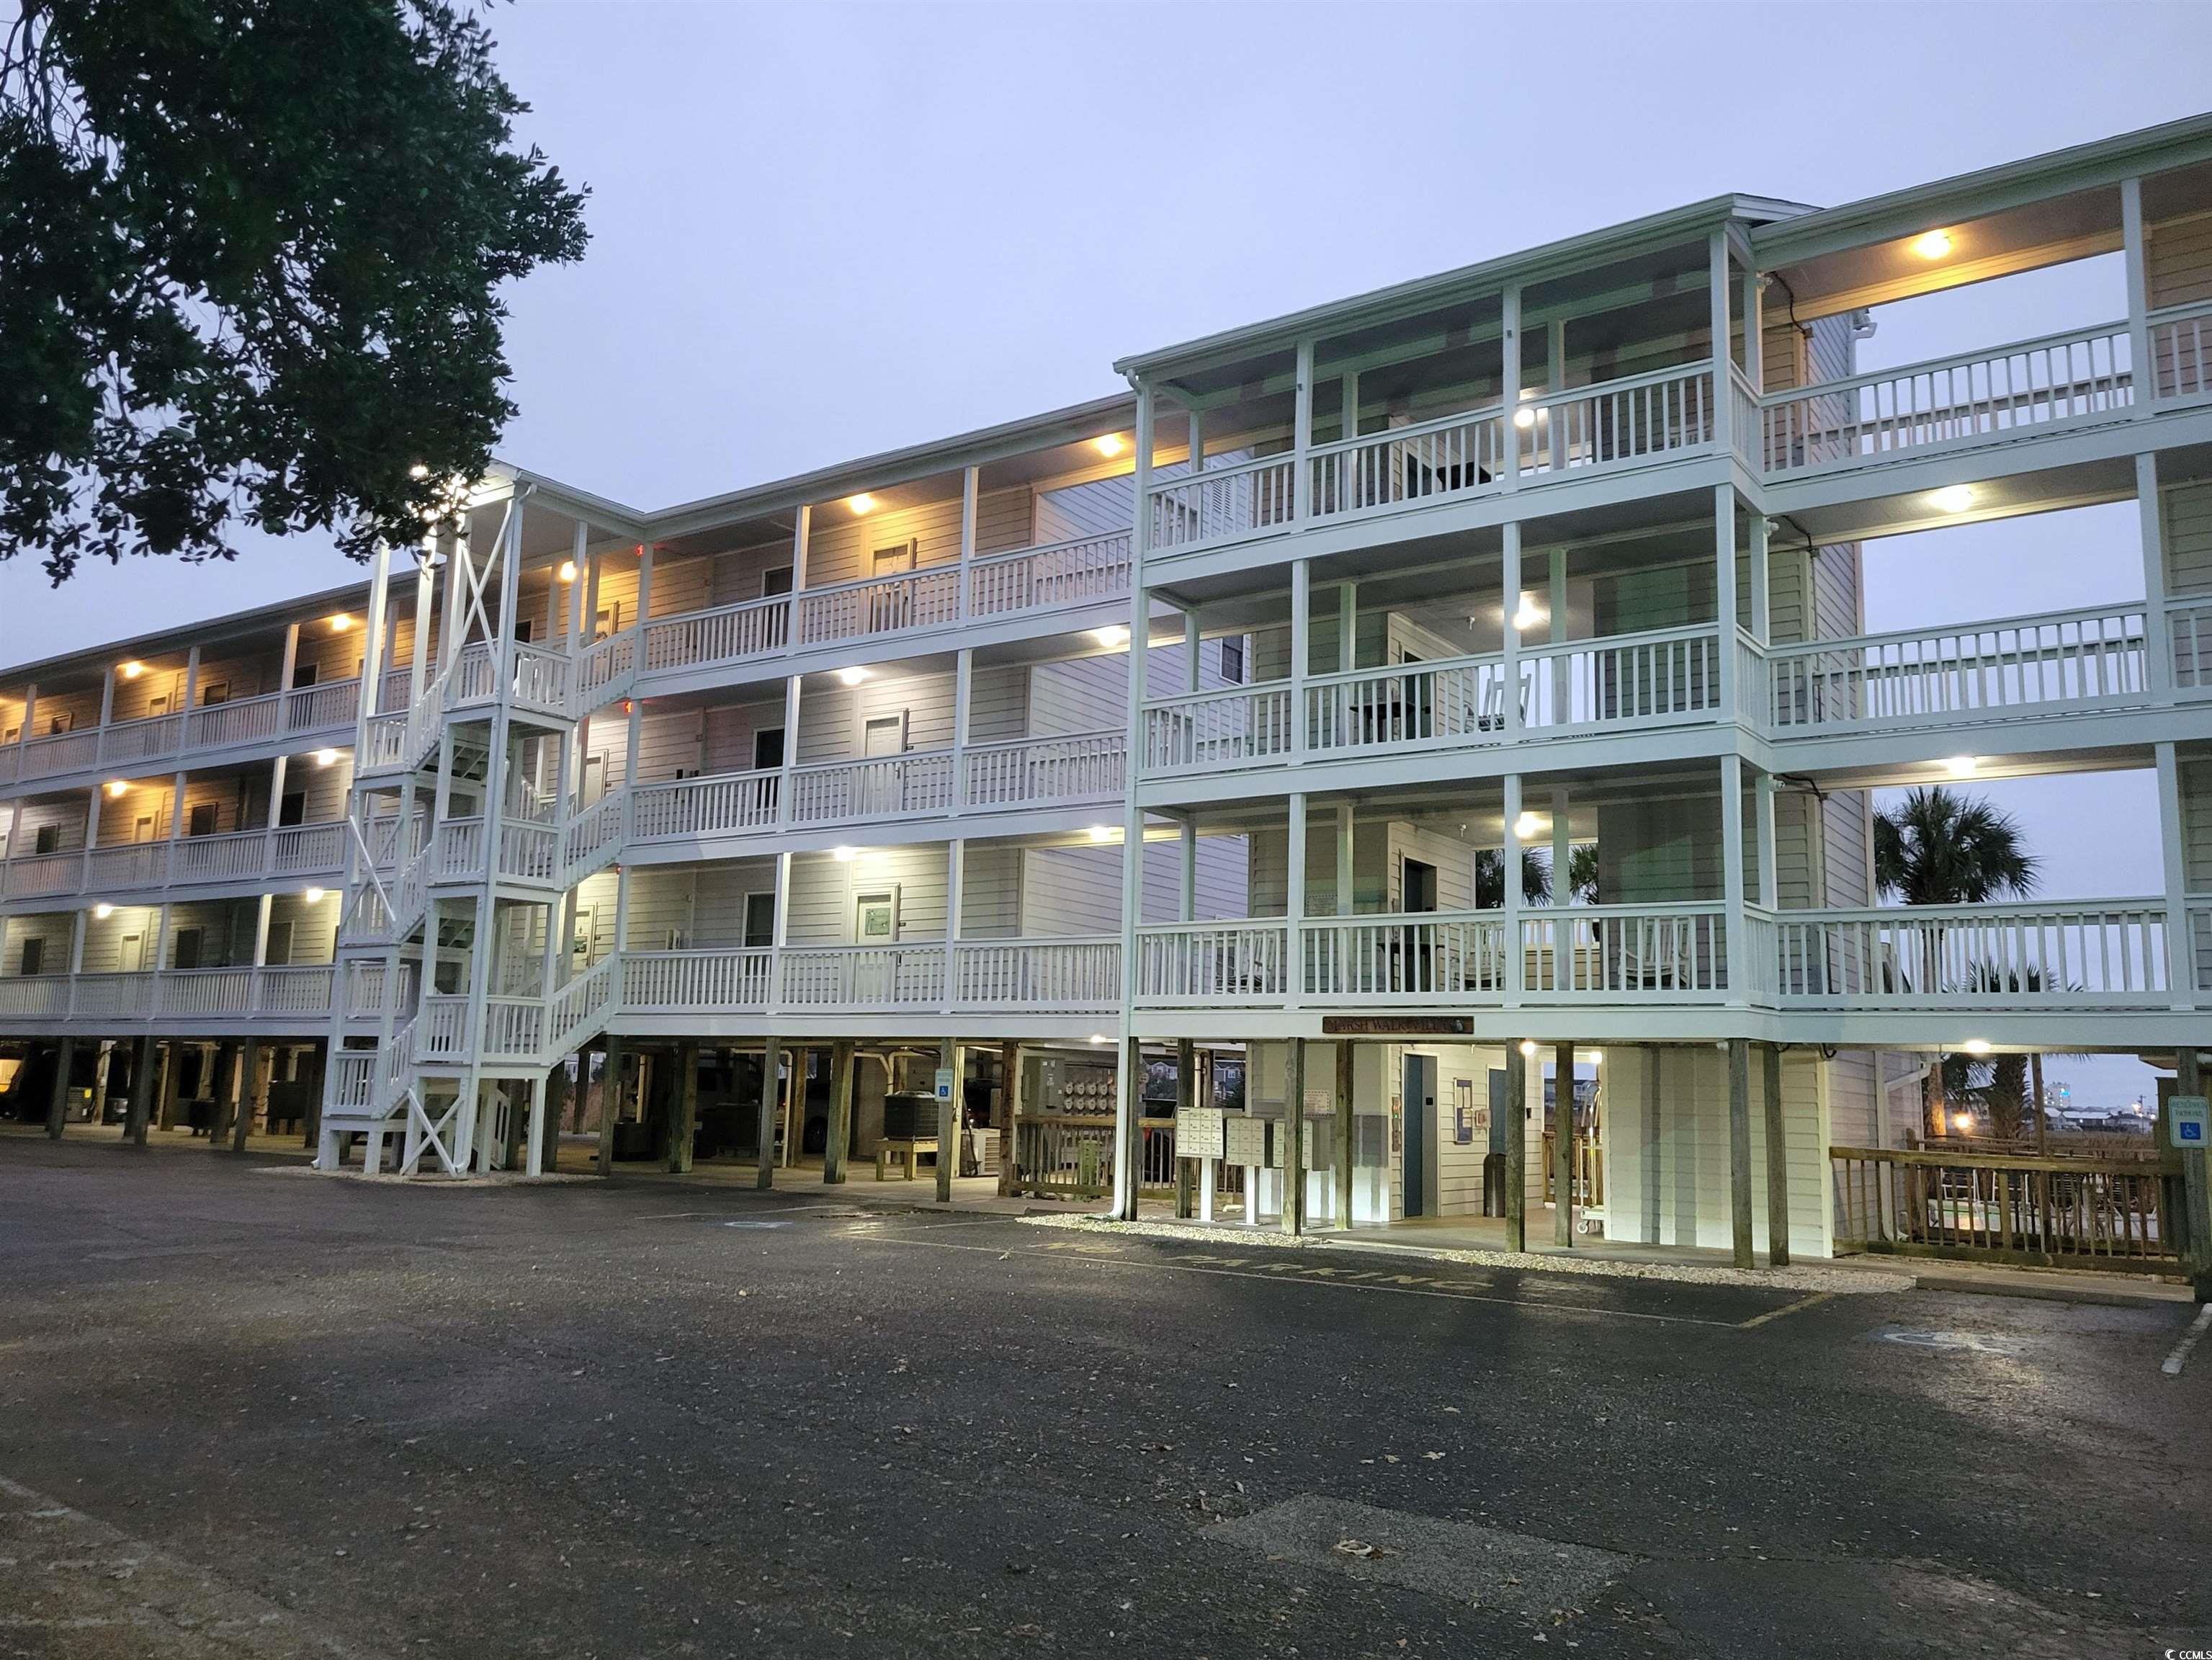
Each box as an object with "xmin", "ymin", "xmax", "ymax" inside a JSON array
[{"xmin": 1401, "ymin": 1052, "xmax": 1436, "ymax": 1217}]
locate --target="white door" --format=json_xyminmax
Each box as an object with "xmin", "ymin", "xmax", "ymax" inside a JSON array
[{"xmin": 861, "ymin": 715, "xmax": 905, "ymax": 815}]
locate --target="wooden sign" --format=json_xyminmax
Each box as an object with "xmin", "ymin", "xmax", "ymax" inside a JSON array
[{"xmin": 1322, "ymin": 1015, "xmax": 1474, "ymax": 1038}]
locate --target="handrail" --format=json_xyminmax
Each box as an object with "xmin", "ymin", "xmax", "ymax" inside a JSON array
[
  {"xmin": 1761, "ymin": 600, "xmax": 2147, "ymax": 659},
  {"xmin": 1762, "ymin": 319, "xmax": 2129, "ymax": 404}
]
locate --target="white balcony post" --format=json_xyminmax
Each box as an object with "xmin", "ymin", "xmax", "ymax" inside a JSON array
[
  {"xmin": 1503, "ymin": 772, "xmax": 1523, "ymax": 1005},
  {"xmin": 411, "ymin": 538, "xmax": 438, "ymax": 704},
  {"xmin": 1747, "ymin": 512, "xmax": 1771, "ymax": 650},
  {"xmin": 1550, "ymin": 788, "xmax": 1570, "ymax": 906},
  {"xmin": 80, "ymin": 775, "xmax": 104, "ymax": 896},
  {"xmin": 64, "ymin": 905, "xmax": 87, "ymax": 1017},
  {"xmin": 19, "ymin": 682, "xmax": 37, "ymax": 752},
  {"xmin": 1502, "ymin": 286, "xmax": 1527, "ymax": 485},
  {"xmin": 1183, "ymin": 606, "xmax": 1201, "ymax": 695},
  {"xmin": 1286, "ymin": 792, "xmax": 1306, "ymax": 1009},
  {"xmin": 769, "ymin": 849, "xmax": 791, "ymax": 1016},
  {"xmin": 2157, "ymin": 741, "xmax": 2195, "ymax": 1011},
  {"xmin": 1549, "ymin": 545, "xmax": 1569, "ymax": 718},
  {"xmin": 1335, "ymin": 803, "xmax": 1353, "ymax": 918},
  {"xmin": 789, "ymin": 504, "xmax": 810, "ymax": 643},
  {"xmin": 612, "ymin": 859, "xmax": 634, "ymax": 991},
  {"xmin": 951, "ymin": 648, "xmax": 972, "ymax": 813},
  {"xmin": 166, "ymin": 769, "xmax": 187, "ymax": 845},
  {"xmin": 96, "ymin": 664, "xmax": 116, "ymax": 742},
  {"xmin": 957, "ymin": 465, "xmax": 979, "ymax": 622},
  {"xmin": 944, "ymin": 838, "xmax": 964, "ymax": 1015},
  {"xmin": 2122, "ymin": 175, "xmax": 2151, "ymax": 414},
  {"xmin": 1501, "ymin": 521, "xmax": 1523, "ymax": 740},
  {"xmin": 149, "ymin": 900, "xmax": 171, "ymax": 986},
  {"xmin": 636, "ymin": 540, "xmax": 657, "ymax": 639},
  {"xmin": 1721, "ymin": 754, "xmax": 1747, "ymax": 1007},
  {"xmin": 1115, "ymin": 380, "xmax": 1154, "ymax": 1064},
  {"xmin": 1754, "ymin": 771, "xmax": 1778, "ymax": 913},
  {"xmin": 1338, "ymin": 581, "xmax": 1356, "ymax": 674},
  {"xmin": 565, "ymin": 519, "xmax": 588, "ymax": 651},
  {"xmin": 2139, "ymin": 452, "xmax": 2175, "ymax": 702},
  {"xmin": 776, "ymin": 674, "xmax": 800, "ymax": 829},
  {"xmin": 1292, "ymin": 338, "xmax": 1315, "ymax": 523},
  {"xmin": 274, "ymin": 621, "xmax": 300, "ymax": 731},
  {"xmin": 251, "ymin": 892, "xmax": 274, "ymax": 1009},
  {"xmin": 179, "ymin": 646, "xmax": 201, "ymax": 746},
  {"xmin": 1178, "ymin": 816, "xmax": 1196, "ymax": 923},
  {"xmin": 1741, "ymin": 264, "xmax": 1764, "ymax": 394},
  {"xmin": 1290, "ymin": 558, "xmax": 1311, "ymax": 765},
  {"xmin": 1709, "ymin": 227, "xmax": 1733, "ymax": 455},
  {"xmin": 1714, "ymin": 484, "xmax": 1739, "ymax": 720},
  {"xmin": 263, "ymin": 754, "xmax": 290, "ymax": 878}
]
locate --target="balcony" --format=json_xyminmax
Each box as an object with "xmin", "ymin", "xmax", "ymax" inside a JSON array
[
  {"xmin": 1769, "ymin": 900, "xmax": 2172, "ymax": 1011},
  {"xmin": 617, "ymin": 937, "xmax": 1119, "ymax": 1018},
  {"xmin": 0, "ymin": 963, "xmax": 337, "ymax": 1030},
  {"xmin": 1, "ymin": 821, "xmax": 349, "ymax": 903}
]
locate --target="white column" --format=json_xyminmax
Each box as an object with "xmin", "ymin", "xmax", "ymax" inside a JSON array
[
  {"xmin": 776, "ymin": 673, "xmax": 800, "ymax": 827},
  {"xmin": 1291, "ymin": 339, "xmax": 1315, "ymax": 522},
  {"xmin": 1500, "ymin": 286, "xmax": 1522, "ymax": 488},
  {"xmin": 411, "ymin": 540, "xmax": 437, "ymax": 702},
  {"xmin": 1709, "ymin": 228, "xmax": 1734, "ymax": 454},
  {"xmin": 64, "ymin": 906, "xmax": 87, "ymax": 1017},
  {"xmin": 950, "ymin": 648, "xmax": 972, "ymax": 811},
  {"xmin": 1741, "ymin": 264, "xmax": 1764, "ymax": 393},
  {"xmin": 1550, "ymin": 787, "xmax": 1570, "ymax": 906},
  {"xmin": 1178, "ymin": 816, "xmax": 1196, "ymax": 922},
  {"xmin": 1721, "ymin": 754, "xmax": 1747, "ymax": 1007},
  {"xmin": 635, "ymin": 540, "xmax": 657, "ymax": 640},
  {"xmin": 957, "ymin": 465, "xmax": 979, "ymax": 622},
  {"xmin": 943, "ymin": 839, "xmax": 964, "ymax": 1016},
  {"xmin": 275, "ymin": 621, "xmax": 301, "ymax": 731},
  {"xmin": 1286, "ymin": 792, "xmax": 1306, "ymax": 1010},
  {"xmin": 1501, "ymin": 522, "xmax": 1523, "ymax": 738},
  {"xmin": 1503, "ymin": 772, "xmax": 1524, "ymax": 1005},
  {"xmin": 769, "ymin": 849, "xmax": 792, "ymax": 1017},
  {"xmin": 1549, "ymin": 545, "xmax": 1569, "ymax": 718},
  {"xmin": 1338, "ymin": 581, "xmax": 1357, "ymax": 674},
  {"xmin": 1115, "ymin": 381, "xmax": 1154, "ymax": 1112},
  {"xmin": 97, "ymin": 665, "xmax": 117, "ymax": 734},
  {"xmin": 2158, "ymin": 741, "xmax": 2195, "ymax": 1011},
  {"xmin": 1714, "ymin": 484, "xmax": 1739, "ymax": 720},
  {"xmin": 2122, "ymin": 175, "xmax": 2151, "ymax": 416},
  {"xmin": 1290, "ymin": 558, "xmax": 1310, "ymax": 765},
  {"xmin": 1183, "ymin": 607, "xmax": 1201, "ymax": 695},
  {"xmin": 80, "ymin": 777, "xmax": 104, "ymax": 896},
  {"xmin": 1755, "ymin": 771, "xmax": 1778, "ymax": 912},
  {"xmin": 1747, "ymin": 512, "xmax": 1770, "ymax": 649},
  {"xmin": 1335, "ymin": 803, "xmax": 1354, "ymax": 917},
  {"xmin": 565, "ymin": 520, "xmax": 588, "ymax": 647},
  {"xmin": 179, "ymin": 646, "xmax": 201, "ymax": 746},
  {"xmin": 263, "ymin": 754, "xmax": 290, "ymax": 876},
  {"xmin": 2139, "ymin": 452, "xmax": 2175, "ymax": 701}
]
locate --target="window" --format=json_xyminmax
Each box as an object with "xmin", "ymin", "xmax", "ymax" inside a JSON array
[
  {"xmin": 761, "ymin": 566, "xmax": 794, "ymax": 598},
  {"xmin": 514, "ymin": 617, "xmax": 534, "ymax": 645},
  {"xmin": 872, "ymin": 540, "xmax": 916, "ymax": 576},
  {"xmin": 2, "ymin": 726, "xmax": 17, "ymax": 745},
  {"xmin": 1220, "ymin": 638, "xmax": 1245, "ymax": 684},
  {"xmin": 291, "ymin": 661, "xmax": 319, "ymax": 690},
  {"xmin": 19, "ymin": 938, "xmax": 42, "ymax": 976},
  {"xmin": 753, "ymin": 728, "xmax": 785, "ymax": 772},
  {"xmin": 171, "ymin": 928, "xmax": 203, "ymax": 970},
  {"xmin": 198, "ymin": 681, "xmax": 229, "ymax": 707},
  {"xmin": 862, "ymin": 714, "xmax": 905, "ymax": 757},
  {"xmin": 48, "ymin": 713, "xmax": 70, "ymax": 735},
  {"xmin": 34, "ymin": 824, "xmax": 58, "ymax": 855},
  {"xmin": 262, "ymin": 921, "xmax": 294, "ymax": 968},
  {"xmin": 133, "ymin": 815, "xmax": 156, "ymax": 844},
  {"xmin": 743, "ymin": 891, "xmax": 777, "ymax": 948},
  {"xmin": 278, "ymin": 792, "xmax": 306, "ymax": 829},
  {"xmin": 187, "ymin": 803, "xmax": 218, "ymax": 838}
]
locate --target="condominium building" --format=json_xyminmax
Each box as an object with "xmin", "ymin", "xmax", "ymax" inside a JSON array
[{"xmin": 6, "ymin": 115, "xmax": 2212, "ymax": 1267}]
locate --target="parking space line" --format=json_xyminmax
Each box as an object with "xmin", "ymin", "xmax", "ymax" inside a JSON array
[
  {"xmin": 858, "ymin": 1231, "xmax": 1765, "ymax": 1329},
  {"xmin": 2162, "ymin": 1303, "xmax": 2212, "ymax": 1376},
  {"xmin": 1738, "ymin": 1291, "xmax": 1833, "ymax": 1329}
]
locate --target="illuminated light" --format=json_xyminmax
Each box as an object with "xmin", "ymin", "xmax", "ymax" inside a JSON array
[
  {"xmin": 831, "ymin": 846, "xmax": 857, "ymax": 862},
  {"xmin": 1519, "ymin": 1040, "xmax": 1539, "ymax": 1058},
  {"xmin": 1961, "ymin": 1039, "xmax": 1992, "ymax": 1056},
  {"xmin": 1943, "ymin": 755, "xmax": 1979, "ymax": 778},
  {"xmin": 117, "ymin": 660, "xmax": 145, "ymax": 680},
  {"xmin": 620, "ymin": 700, "xmax": 635, "ymax": 715},
  {"xmin": 1512, "ymin": 810, "xmax": 1546, "ymax": 841},
  {"xmin": 104, "ymin": 780, "xmax": 127, "ymax": 798},
  {"xmin": 303, "ymin": 887, "xmax": 327, "ymax": 904},
  {"xmin": 1911, "ymin": 230, "xmax": 1954, "ymax": 260},
  {"xmin": 1087, "ymin": 825, "xmax": 1120, "ymax": 844},
  {"xmin": 408, "ymin": 463, "xmax": 431, "ymax": 480},
  {"xmin": 1510, "ymin": 599, "xmax": 1546, "ymax": 633},
  {"xmin": 92, "ymin": 902, "xmax": 115, "ymax": 920},
  {"xmin": 1951, "ymin": 1111, "xmax": 1976, "ymax": 1133},
  {"xmin": 1513, "ymin": 406, "xmax": 1537, "ymax": 430},
  {"xmin": 1929, "ymin": 483, "xmax": 1976, "ymax": 513},
  {"xmin": 847, "ymin": 493, "xmax": 876, "ymax": 515},
  {"xmin": 835, "ymin": 666, "xmax": 871, "ymax": 687},
  {"xmin": 558, "ymin": 559, "xmax": 577, "ymax": 583},
  {"xmin": 1094, "ymin": 434, "xmax": 1125, "ymax": 458},
  {"xmin": 328, "ymin": 613, "xmax": 353, "ymax": 633},
  {"xmin": 1090, "ymin": 1033, "xmax": 1110, "ymax": 1045},
  {"xmin": 313, "ymin": 748, "xmax": 339, "ymax": 767},
  {"xmin": 1091, "ymin": 625, "xmax": 1130, "ymax": 648}
]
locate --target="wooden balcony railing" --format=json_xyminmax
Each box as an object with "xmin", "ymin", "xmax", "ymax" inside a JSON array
[{"xmin": 1831, "ymin": 1143, "xmax": 2179, "ymax": 1270}]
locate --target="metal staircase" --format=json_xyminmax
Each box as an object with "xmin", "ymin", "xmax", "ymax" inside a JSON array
[{"xmin": 315, "ymin": 493, "xmax": 635, "ymax": 1177}]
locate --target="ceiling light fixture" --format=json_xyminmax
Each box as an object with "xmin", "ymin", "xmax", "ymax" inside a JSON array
[
  {"xmin": 1943, "ymin": 756, "xmax": 1979, "ymax": 778},
  {"xmin": 847, "ymin": 493, "xmax": 876, "ymax": 515},
  {"xmin": 313, "ymin": 748, "xmax": 339, "ymax": 767},
  {"xmin": 104, "ymin": 780, "xmax": 127, "ymax": 798},
  {"xmin": 117, "ymin": 661, "xmax": 145, "ymax": 680},
  {"xmin": 304, "ymin": 887, "xmax": 326, "ymax": 904},
  {"xmin": 328, "ymin": 613, "xmax": 353, "ymax": 633},
  {"xmin": 558, "ymin": 559, "xmax": 577, "ymax": 583},
  {"xmin": 1912, "ymin": 230, "xmax": 1954, "ymax": 260},
  {"xmin": 1929, "ymin": 484, "xmax": 1976, "ymax": 513},
  {"xmin": 1512, "ymin": 810, "xmax": 1546, "ymax": 841},
  {"xmin": 1094, "ymin": 434, "xmax": 1125, "ymax": 458},
  {"xmin": 92, "ymin": 902, "xmax": 115, "ymax": 920},
  {"xmin": 1511, "ymin": 599, "xmax": 1546, "ymax": 633},
  {"xmin": 1961, "ymin": 1039, "xmax": 1992, "ymax": 1056},
  {"xmin": 831, "ymin": 846, "xmax": 857, "ymax": 862},
  {"xmin": 835, "ymin": 666, "xmax": 871, "ymax": 687},
  {"xmin": 1519, "ymin": 1040, "xmax": 1538, "ymax": 1058},
  {"xmin": 1091, "ymin": 625, "xmax": 1130, "ymax": 648}
]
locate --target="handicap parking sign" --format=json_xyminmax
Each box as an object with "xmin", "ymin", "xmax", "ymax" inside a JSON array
[{"xmin": 2171, "ymin": 1095, "xmax": 2208, "ymax": 1148}]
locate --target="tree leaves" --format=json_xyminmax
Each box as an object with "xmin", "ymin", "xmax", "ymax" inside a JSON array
[{"xmin": 0, "ymin": 0, "xmax": 588, "ymax": 582}]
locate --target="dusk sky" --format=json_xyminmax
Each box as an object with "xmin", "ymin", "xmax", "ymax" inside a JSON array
[{"xmin": 5, "ymin": 1, "xmax": 2209, "ymax": 1107}]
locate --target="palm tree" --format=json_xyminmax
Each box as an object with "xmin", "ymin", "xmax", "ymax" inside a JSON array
[
  {"xmin": 1474, "ymin": 847, "xmax": 1550, "ymax": 909},
  {"xmin": 1874, "ymin": 787, "xmax": 2038, "ymax": 1140}
]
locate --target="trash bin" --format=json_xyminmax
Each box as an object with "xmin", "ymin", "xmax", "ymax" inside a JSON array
[{"xmin": 1482, "ymin": 1152, "xmax": 1506, "ymax": 1217}]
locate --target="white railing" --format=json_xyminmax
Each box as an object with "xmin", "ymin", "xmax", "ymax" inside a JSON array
[
  {"xmin": 789, "ymin": 752, "xmax": 954, "ymax": 824},
  {"xmin": 1140, "ymin": 683, "xmax": 1294, "ymax": 773},
  {"xmin": 779, "ymin": 945, "xmax": 946, "ymax": 1008},
  {"xmin": 1772, "ymin": 901, "xmax": 2170, "ymax": 1009},
  {"xmin": 100, "ymin": 712, "xmax": 184, "ymax": 764},
  {"xmin": 621, "ymin": 948, "xmax": 774, "ymax": 1013},
  {"xmin": 1304, "ymin": 654, "xmax": 1511, "ymax": 757},
  {"xmin": 576, "ymin": 626, "xmax": 640, "ymax": 705},
  {"xmin": 1146, "ymin": 452, "xmax": 1297, "ymax": 552},
  {"xmin": 171, "ymin": 828, "xmax": 269, "ymax": 883},
  {"xmin": 1134, "ymin": 921, "xmax": 1291, "ymax": 1006},
  {"xmin": 545, "ymin": 952, "xmax": 618, "ymax": 1054},
  {"xmin": 2149, "ymin": 298, "xmax": 2212, "ymax": 403},
  {"xmin": 631, "ymin": 771, "xmax": 779, "ymax": 840},
  {"xmin": 70, "ymin": 972, "xmax": 158, "ymax": 1020},
  {"xmin": 1728, "ymin": 364, "xmax": 1763, "ymax": 470},
  {"xmin": 1520, "ymin": 624, "xmax": 1725, "ymax": 733},
  {"xmin": 14, "ymin": 728, "xmax": 101, "ymax": 781},
  {"xmin": 962, "ymin": 731, "xmax": 1125, "ymax": 808},
  {"xmin": 87, "ymin": 842, "xmax": 168, "ymax": 890},
  {"xmin": 1520, "ymin": 903, "xmax": 1730, "ymax": 1000},
  {"xmin": 1765, "ymin": 603, "xmax": 2149, "ymax": 732},
  {"xmin": 153, "ymin": 967, "xmax": 258, "ymax": 1018},
  {"xmin": 433, "ymin": 816, "xmax": 486, "ymax": 880},
  {"xmin": 951, "ymin": 938, "xmax": 1120, "ymax": 1010},
  {"xmin": 797, "ymin": 567, "xmax": 960, "ymax": 646},
  {"xmin": 561, "ymin": 790, "xmax": 630, "ymax": 875},
  {"xmin": 283, "ymin": 677, "xmax": 362, "ymax": 733},
  {"xmin": 480, "ymin": 996, "xmax": 547, "ymax": 1061},
  {"xmin": 642, "ymin": 595, "xmax": 792, "ymax": 674},
  {"xmin": 449, "ymin": 641, "xmax": 498, "ymax": 705},
  {"xmin": 270, "ymin": 821, "xmax": 346, "ymax": 875},
  {"xmin": 1309, "ymin": 408, "xmax": 1504, "ymax": 522},
  {"xmin": 415, "ymin": 995, "xmax": 470, "ymax": 1061},
  {"xmin": 359, "ymin": 711, "xmax": 409, "ymax": 773},
  {"xmin": 2164, "ymin": 599, "xmax": 2212, "ymax": 695},
  {"xmin": 511, "ymin": 643, "xmax": 571, "ymax": 711},
  {"xmin": 968, "ymin": 531, "xmax": 1132, "ymax": 617},
  {"xmin": 1511, "ymin": 362, "xmax": 1716, "ymax": 481},
  {"xmin": 1302, "ymin": 912, "xmax": 1508, "ymax": 1001},
  {"xmin": 326, "ymin": 1050, "xmax": 376, "ymax": 1115},
  {"xmin": 0, "ymin": 976, "xmax": 69, "ymax": 1018},
  {"xmin": 496, "ymin": 819, "xmax": 561, "ymax": 885},
  {"xmin": 184, "ymin": 690, "xmax": 283, "ymax": 750},
  {"xmin": 1, "ymin": 851, "xmax": 84, "ymax": 898},
  {"xmin": 1760, "ymin": 322, "xmax": 2132, "ymax": 475},
  {"xmin": 255, "ymin": 965, "xmax": 336, "ymax": 1015}
]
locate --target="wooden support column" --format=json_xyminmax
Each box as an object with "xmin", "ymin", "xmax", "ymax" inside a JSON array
[
  {"xmin": 997, "ymin": 1040, "xmax": 1019, "ymax": 1198},
  {"xmin": 1173, "ymin": 1038, "xmax": 1196, "ymax": 1219},
  {"xmin": 541, "ymin": 1058, "xmax": 569, "ymax": 1174},
  {"xmin": 156, "ymin": 1035, "xmax": 184, "ymax": 1130},
  {"xmin": 1504, "ymin": 1042, "xmax": 1527, "ymax": 1250},
  {"xmin": 594, "ymin": 1036, "xmax": 626, "ymax": 1177},
  {"xmin": 1114, "ymin": 1035, "xmax": 1143, "ymax": 1221},
  {"xmin": 1727, "ymin": 1037, "xmax": 1755, "ymax": 1269},
  {"xmin": 822, "ymin": 1039, "xmax": 856, "ymax": 1184},
  {"xmin": 756, "ymin": 1040, "xmax": 781, "ymax": 1190},
  {"xmin": 1334, "ymin": 1039, "xmax": 1356, "ymax": 1229},
  {"xmin": 668, "ymin": 1040, "xmax": 698, "ymax": 1174},
  {"xmin": 46, "ymin": 1036, "xmax": 75, "ymax": 1139},
  {"xmin": 1281, "ymin": 1039, "xmax": 1306, "ymax": 1237},
  {"xmin": 1552, "ymin": 1040, "xmax": 1575, "ymax": 1247},
  {"xmin": 126, "ymin": 1033, "xmax": 158, "ymax": 1146},
  {"xmin": 230, "ymin": 1039, "xmax": 261, "ymax": 1153},
  {"xmin": 2177, "ymin": 1049, "xmax": 2211, "ymax": 1299},
  {"xmin": 302, "ymin": 1041, "xmax": 326, "ymax": 1151},
  {"xmin": 936, "ymin": 1038, "xmax": 963, "ymax": 1205},
  {"xmin": 1762, "ymin": 1042, "xmax": 1791, "ymax": 1267}
]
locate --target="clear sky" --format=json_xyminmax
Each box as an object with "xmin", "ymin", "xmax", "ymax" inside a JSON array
[{"xmin": 4, "ymin": 0, "xmax": 2207, "ymax": 1107}]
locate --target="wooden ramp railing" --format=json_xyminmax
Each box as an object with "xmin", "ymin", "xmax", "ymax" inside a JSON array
[{"xmin": 1831, "ymin": 1144, "xmax": 2180, "ymax": 1272}]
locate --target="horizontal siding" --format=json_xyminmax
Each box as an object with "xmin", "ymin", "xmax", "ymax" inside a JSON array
[{"xmin": 2149, "ymin": 206, "xmax": 2212, "ymax": 310}]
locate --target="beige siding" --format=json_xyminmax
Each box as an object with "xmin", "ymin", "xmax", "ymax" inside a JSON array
[{"xmin": 2148, "ymin": 206, "xmax": 2212, "ymax": 309}]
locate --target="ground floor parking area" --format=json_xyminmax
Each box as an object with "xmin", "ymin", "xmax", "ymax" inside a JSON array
[{"xmin": 1, "ymin": 1140, "xmax": 2208, "ymax": 1658}]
